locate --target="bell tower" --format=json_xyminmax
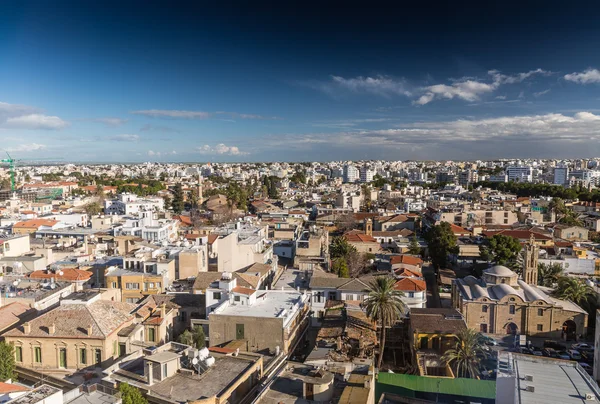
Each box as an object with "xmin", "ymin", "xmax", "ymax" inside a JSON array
[{"xmin": 523, "ymin": 233, "xmax": 539, "ymax": 285}]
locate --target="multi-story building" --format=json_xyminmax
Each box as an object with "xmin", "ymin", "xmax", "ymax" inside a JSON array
[
  {"xmin": 359, "ymin": 167, "xmax": 375, "ymax": 183},
  {"xmin": 553, "ymin": 166, "xmax": 569, "ymax": 185},
  {"xmin": 343, "ymin": 165, "xmax": 359, "ymax": 183},
  {"xmin": 105, "ymin": 265, "xmax": 173, "ymax": 303},
  {"xmin": 2, "ymin": 292, "xmax": 136, "ymax": 371},
  {"xmin": 113, "ymin": 211, "xmax": 178, "ymax": 243},
  {"xmin": 506, "ymin": 166, "xmax": 533, "ymax": 182},
  {"xmin": 209, "ymin": 288, "xmax": 311, "ymax": 354},
  {"xmin": 104, "ymin": 193, "xmax": 165, "ymax": 215}
]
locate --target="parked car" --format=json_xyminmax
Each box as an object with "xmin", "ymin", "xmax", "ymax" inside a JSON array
[
  {"xmin": 579, "ymin": 363, "xmax": 594, "ymax": 375},
  {"xmin": 568, "ymin": 349, "xmax": 582, "ymax": 360},
  {"xmin": 571, "ymin": 343, "xmax": 593, "ymax": 351},
  {"xmin": 544, "ymin": 340, "xmax": 567, "ymax": 351},
  {"xmin": 482, "ymin": 336, "xmax": 498, "ymax": 346},
  {"xmin": 542, "ymin": 348, "xmax": 558, "ymax": 358},
  {"xmin": 530, "ymin": 348, "xmax": 543, "ymax": 356},
  {"xmin": 557, "ymin": 351, "xmax": 571, "ymax": 360}
]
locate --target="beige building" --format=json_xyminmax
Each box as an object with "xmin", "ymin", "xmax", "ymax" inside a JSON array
[
  {"xmin": 2, "ymin": 293, "xmax": 136, "ymax": 371},
  {"xmin": 452, "ymin": 264, "xmax": 587, "ymax": 338},
  {"xmin": 105, "ymin": 267, "xmax": 169, "ymax": 303}
]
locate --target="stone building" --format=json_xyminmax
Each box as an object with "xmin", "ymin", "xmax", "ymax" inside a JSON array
[{"xmin": 451, "ymin": 265, "xmax": 587, "ymax": 339}]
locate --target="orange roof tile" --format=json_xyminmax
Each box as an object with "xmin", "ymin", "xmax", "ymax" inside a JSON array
[
  {"xmin": 13, "ymin": 219, "xmax": 58, "ymax": 228},
  {"xmin": 394, "ymin": 277, "xmax": 426, "ymax": 292},
  {"xmin": 0, "ymin": 382, "xmax": 29, "ymax": 394},
  {"xmin": 344, "ymin": 232, "xmax": 378, "ymax": 243},
  {"xmin": 28, "ymin": 268, "xmax": 92, "ymax": 282},
  {"xmin": 208, "ymin": 234, "xmax": 218, "ymax": 245},
  {"xmin": 390, "ymin": 255, "xmax": 423, "ymax": 266},
  {"xmin": 232, "ymin": 286, "xmax": 256, "ymax": 295},
  {"xmin": 394, "ymin": 268, "xmax": 423, "ymax": 278}
]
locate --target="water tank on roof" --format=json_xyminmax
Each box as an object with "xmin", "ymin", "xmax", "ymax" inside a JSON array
[
  {"xmin": 204, "ymin": 356, "xmax": 215, "ymax": 367},
  {"xmin": 198, "ymin": 347, "xmax": 209, "ymax": 360}
]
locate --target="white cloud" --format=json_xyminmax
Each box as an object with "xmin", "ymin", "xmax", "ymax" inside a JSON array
[
  {"xmin": 488, "ymin": 68, "xmax": 551, "ymax": 85},
  {"xmin": 147, "ymin": 150, "xmax": 161, "ymax": 157},
  {"xmin": 533, "ymin": 89, "xmax": 551, "ymax": 97},
  {"xmin": 415, "ymin": 80, "xmax": 495, "ymax": 105},
  {"xmin": 564, "ymin": 68, "xmax": 600, "ymax": 84},
  {"xmin": 329, "ymin": 75, "xmax": 412, "ymax": 97},
  {"xmin": 495, "ymin": 95, "xmax": 507, "ymax": 100},
  {"xmin": 5, "ymin": 143, "xmax": 47, "ymax": 152},
  {"xmin": 132, "ymin": 110, "xmax": 212, "ymax": 119},
  {"xmin": 5, "ymin": 114, "xmax": 68, "ymax": 130},
  {"xmin": 273, "ymin": 111, "xmax": 600, "ymax": 149},
  {"xmin": 91, "ymin": 117, "xmax": 128, "ymax": 126},
  {"xmin": 196, "ymin": 143, "xmax": 247, "ymax": 156},
  {"xmin": 109, "ymin": 134, "xmax": 140, "ymax": 142}
]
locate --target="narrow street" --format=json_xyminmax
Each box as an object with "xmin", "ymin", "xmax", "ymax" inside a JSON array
[{"xmin": 422, "ymin": 263, "xmax": 441, "ymax": 308}]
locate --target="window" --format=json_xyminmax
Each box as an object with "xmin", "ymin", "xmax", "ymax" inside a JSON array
[
  {"xmin": 15, "ymin": 346, "xmax": 22, "ymax": 362},
  {"xmin": 34, "ymin": 347, "xmax": 42, "ymax": 363},
  {"xmin": 213, "ymin": 292, "xmax": 222, "ymax": 300},
  {"xmin": 480, "ymin": 324, "xmax": 488, "ymax": 333},
  {"xmin": 482, "ymin": 305, "xmax": 488, "ymax": 313},
  {"xmin": 95, "ymin": 349, "xmax": 101, "ymax": 365},
  {"xmin": 179, "ymin": 311, "xmax": 186, "ymax": 322},
  {"xmin": 126, "ymin": 298, "xmax": 138, "ymax": 303},
  {"xmin": 234, "ymin": 296, "xmax": 240, "ymax": 302},
  {"xmin": 59, "ymin": 348, "xmax": 67, "ymax": 368},
  {"xmin": 538, "ymin": 308, "xmax": 543, "ymax": 316},
  {"xmin": 148, "ymin": 328, "xmax": 156, "ymax": 342},
  {"xmin": 509, "ymin": 305, "xmax": 516, "ymax": 315},
  {"xmin": 537, "ymin": 324, "xmax": 543, "ymax": 331},
  {"xmin": 111, "ymin": 282, "xmax": 117, "ymax": 288},
  {"xmin": 407, "ymin": 292, "xmax": 414, "ymax": 298},
  {"xmin": 163, "ymin": 363, "xmax": 168, "ymax": 376},
  {"xmin": 4, "ymin": 242, "xmax": 9, "ymax": 251},
  {"xmin": 80, "ymin": 348, "xmax": 87, "ymax": 364}
]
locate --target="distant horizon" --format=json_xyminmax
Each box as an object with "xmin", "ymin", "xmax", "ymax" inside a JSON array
[{"xmin": 2, "ymin": 2, "xmax": 600, "ymax": 162}]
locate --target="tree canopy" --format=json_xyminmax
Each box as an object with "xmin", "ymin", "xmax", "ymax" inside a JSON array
[
  {"xmin": 0, "ymin": 342, "xmax": 16, "ymax": 382},
  {"xmin": 119, "ymin": 383, "xmax": 148, "ymax": 404},
  {"xmin": 442, "ymin": 328, "xmax": 488, "ymax": 379},
  {"xmin": 537, "ymin": 262, "xmax": 564, "ymax": 287},
  {"xmin": 479, "ymin": 234, "xmax": 523, "ymax": 267},
  {"xmin": 424, "ymin": 222, "xmax": 458, "ymax": 270},
  {"xmin": 171, "ymin": 183, "xmax": 185, "ymax": 214}
]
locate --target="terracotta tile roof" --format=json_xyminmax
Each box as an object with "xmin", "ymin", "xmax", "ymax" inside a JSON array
[
  {"xmin": 28, "ymin": 268, "xmax": 92, "ymax": 282},
  {"xmin": 3, "ymin": 300, "xmax": 136, "ymax": 339},
  {"xmin": 209, "ymin": 346, "xmax": 235, "ymax": 354},
  {"xmin": 173, "ymin": 215, "xmax": 193, "ymax": 226},
  {"xmin": 13, "ymin": 219, "xmax": 58, "ymax": 229},
  {"xmin": 482, "ymin": 229, "xmax": 552, "ymax": 240},
  {"xmin": 393, "ymin": 268, "xmax": 423, "ymax": 278},
  {"xmin": 0, "ymin": 302, "xmax": 32, "ymax": 332},
  {"xmin": 394, "ymin": 277, "xmax": 426, "ymax": 292},
  {"xmin": 0, "ymin": 382, "xmax": 29, "ymax": 394},
  {"xmin": 208, "ymin": 234, "xmax": 218, "ymax": 245},
  {"xmin": 555, "ymin": 240, "xmax": 573, "ymax": 247},
  {"xmin": 383, "ymin": 214, "xmax": 411, "ymax": 223},
  {"xmin": 353, "ymin": 212, "xmax": 380, "ymax": 221},
  {"xmin": 344, "ymin": 232, "xmax": 378, "ymax": 243},
  {"xmin": 449, "ymin": 223, "xmax": 471, "ymax": 235},
  {"xmin": 232, "ymin": 286, "xmax": 256, "ymax": 295},
  {"xmin": 390, "ymin": 255, "xmax": 423, "ymax": 266},
  {"xmin": 192, "ymin": 273, "xmax": 222, "ymax": 290}
]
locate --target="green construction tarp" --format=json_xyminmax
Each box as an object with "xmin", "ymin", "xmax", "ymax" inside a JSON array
[{"xmin": 376, "ymin": 372, "xmax": 496, "ymax": 402}]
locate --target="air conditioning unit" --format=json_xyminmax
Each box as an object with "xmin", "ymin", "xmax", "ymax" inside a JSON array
[
  {"xmin": 525, "ymin": 375, "xmax": 534, "ymax": 382},
  {"xmin": 585, "ymin": 393, "xmax": 596, "ymax": 401},
  {"xmin": 525, "ymin": 385, "xmax": 535, "ymax": 393}
]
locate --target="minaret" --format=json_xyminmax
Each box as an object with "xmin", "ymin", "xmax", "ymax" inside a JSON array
[{"xmin": 523, "ymin": 233, "xmax": 539, "ymax": 285}]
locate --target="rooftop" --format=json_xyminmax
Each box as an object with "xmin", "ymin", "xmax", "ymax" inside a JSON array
[
  {"xmin": 498, "ymin": 352, "xmax": 600, "ymax": 404},
  {"xmin": 7, "ymin": 385, "xmax": 61, "ymax": 404},
  {"xmin": 212, "ymin": 290, "xmax": 308, "ymax": 324}
]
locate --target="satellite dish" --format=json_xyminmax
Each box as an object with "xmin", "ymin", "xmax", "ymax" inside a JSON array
[
  {"xmin": 13, "ymin": 280, "xmax": 19, "ymax": 286},
  {"xmin": 50, "ymin": 284, "xmax": 56, "ymax": 289},
  {"xmin": 58, "ymin": 271, "xmax": 64, "ymax": 276},
  {"xmin": 192, "ymin": 357, "xmax": 199, "ymax": 365}
]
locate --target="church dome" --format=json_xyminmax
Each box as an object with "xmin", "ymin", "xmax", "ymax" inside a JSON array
[{"xmin": 484, "ymin": 265, "xmax": 516, "ymax": 277}]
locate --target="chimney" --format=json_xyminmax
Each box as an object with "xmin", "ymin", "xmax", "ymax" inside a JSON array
[
  {"xmin": 23, "ymin": 322, "xmax": 31, "ymax": 334},
  {"xmin": 49, "ymin": 323, "xmax": 55, "ymax": 335},
  {"xmin": 87, "ymin": 325, "xmax": 93, "ymax": 336},
  {"xmin": 160, "ymin": 303, "xmax": 166, "ymax": 318},
  {"xmin": 146, "ymin": 361, "xmax": 154, "ymax": 386}
]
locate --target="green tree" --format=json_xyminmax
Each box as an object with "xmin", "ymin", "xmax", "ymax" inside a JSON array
[
  {"xmin": 119, "ymin": 383, "xmax": 147, "ymax": 404},
  {"xmin": 424, "ymin": 222, "xmax": 458, "ymax": 271},
  {"xmin": 553, "ymin": 277, "xmax": 594, "ymax": 306},
  {"xmin": 361, "ymin": 277, "xmax": 406, "ymax": 369},
  {"xmin": 408, "ymin": 235, "xmax": 421, "ymax": 255},
  {"xmin": 537, "ymin": 262, "xmax": 564, "ymax": 287},
  {"xmin": 192, "ymin": 325, "xmax": 206, "ymax": 349},
  {"xmin": 479, "ymin": 234, "xmax": 523, "ymax": 267},
  {"xmin": 330, "ymin": 236, "xmax": 357, "ymax": 260},
  {"xmin": 84, "ymin": 202, "xmax": 102, "ymax": 217},
  {"xmin": 171, "ymin": 183, "xmax": 185, "ymax": 214},
  {"xmin": 442, "ymin": 328, "xmax": 488, "ymax": 378},
  {"xmin": 0, "ymin": 342, "xmax": 16, "ymax": 382},
  {"xmin": 177, "ymin": 330, "xmax": 194, "ymax": 346},
  {"xmin": 332, "ymin": 259, "xmax": 350, "ymax": 278}
]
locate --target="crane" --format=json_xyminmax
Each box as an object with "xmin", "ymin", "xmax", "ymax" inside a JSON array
[{"xmin": 0, "ymin": 152, "xmax": 64, "ymax": 192}]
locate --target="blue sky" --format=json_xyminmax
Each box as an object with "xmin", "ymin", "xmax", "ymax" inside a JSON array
[{"xmin": 1, "ymin": 1, "xmax": 600, "ymax": 162}]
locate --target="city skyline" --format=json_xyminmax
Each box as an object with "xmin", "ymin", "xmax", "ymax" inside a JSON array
[{"xmin": 1, "ymin": 2, "xmax": 600, "ymax": 162}]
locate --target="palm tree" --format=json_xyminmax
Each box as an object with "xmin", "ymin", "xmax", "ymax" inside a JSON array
[
  {"xmin": 442, "ymin": 328, "xmax": 487, "ymax": 378},
  {"xmin": 537, "ymin": 263, "xmax": 564, "ymax": 287},
  {"xmin": 553, "ymin": 277, "xmax": 594, "ymax": 306},
  {"xmin": 361, "ymin": 277, "xmax": 406, "ymax": 369}
]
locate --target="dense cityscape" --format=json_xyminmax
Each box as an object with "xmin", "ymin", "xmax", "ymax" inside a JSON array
[{"xmin": 3, "ymin": 2, "xmax": 600, "ymax": 404}]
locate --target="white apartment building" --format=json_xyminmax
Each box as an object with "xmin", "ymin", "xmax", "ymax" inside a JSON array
[
  {"xmin": 343, "ymin": 165, "xmax": 359, "ymax": 183},
  {"xmin": 359, "ymin": 167, "xmax": 375, "ymax": 183},
  {"xmin": 506, "ymin": 166, "xmax": 533, "ymax": 182},
  {"xmin": 113, "ymin": 211, "xmax": 178, "ymax": 243},
  {"xmin": 335, "ymin": 192, "xmax": 362, "ymax": 212},
  {"xmin": 104, "ymin": 193, "xmax": 165, "ymax": 215}
]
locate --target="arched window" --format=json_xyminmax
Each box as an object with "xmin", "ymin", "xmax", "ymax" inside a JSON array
[{"xmin": 482, "ymin": 305, "xmax": 488, "ymax": 313}]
